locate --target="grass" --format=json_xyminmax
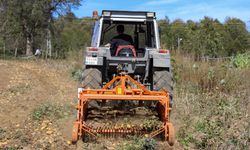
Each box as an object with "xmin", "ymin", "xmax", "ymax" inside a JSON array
[
  {"xmin": 32, "ymin": 102, "xmax": 71, "ymax": 121},
  {"xmin": 8, "ymin": 84, "xmax": 31, "ymax": 94},
  {"xmin": 117, "ymin": 137, "xmax": 156, "ymax": 150},
  {"xmin": 0, "ymin": 128, "xmax": 6, "ymax": 140},
  {"xmin": 5, "ymin": 148, "xmax": 18, "ymax": 150},
  {"xmin": 71, "ymin": 68, "xmax": 82, "ymax": 81},
  {"xmin": 172, "ymin": 52, "xmax": 250, "ymax": 149}
]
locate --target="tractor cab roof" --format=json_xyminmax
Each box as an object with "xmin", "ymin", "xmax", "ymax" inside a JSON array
[{"xmin": 101, "ymin": 10, "xmax": 156, "ymax": 22}]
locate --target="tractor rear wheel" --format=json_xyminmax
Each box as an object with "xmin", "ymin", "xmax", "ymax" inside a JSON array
[
  {"xmin": 81, "ymin": 68, "xmax": 102, "ymax": 108},
  {"xmin": 81, "ymin": 68, "xmax": 102, "ymax": 89},
  {"xmin": 153, "ymin": 70, "xmax": 173, "ymax": 106}
]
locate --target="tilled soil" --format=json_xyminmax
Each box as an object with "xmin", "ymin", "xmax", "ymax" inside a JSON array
[{"xmin": 86, "ymin": 107, "xmax": 162, "ymax": 136}]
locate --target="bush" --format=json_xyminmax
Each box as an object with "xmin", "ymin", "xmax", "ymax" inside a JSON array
[{"xmin": 231, "ymin": 52, "xmax": 250, "ymax": 69}]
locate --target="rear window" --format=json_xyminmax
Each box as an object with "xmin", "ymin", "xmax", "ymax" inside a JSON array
[{"xmin": 100, "ymin": 20, "xmax": 156, "ymax": 49}]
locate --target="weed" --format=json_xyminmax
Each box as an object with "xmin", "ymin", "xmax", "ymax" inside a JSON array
[
  {"xmin": 71, "ymin": 64, "xmax": 82, "ymax": 81},
  {"xmin": 13, "ymin": 130, "xmax": 23, "ymax": 139},
  {"xmin": 8, "ymin": 84, "xmax": 31, "ymax": 94},
  {"xmin": 142, "ymin": 116, "xmax": 161, "ymax": 130},
  {"xmin": 231, "ymin": 52, "xmax": 250, "ymax": 69},
  {"xmin": 143, "ymin": 138, "xmax": 157, "ymax": 150},
  {"xmin": 172, "ymin": 52, "xmax": 249, "ymax": 149},
  {"xmin": 194, "ymin": 120, "xmax": 207, "ymax": 132},
  {"xmin": 0, "ymin": 128, "xmax": 5, "ymax": 134},
  {"xmin": 32, "ymin": 103, "xmax": 70, "ymax": 120},
  {"xmin": 194, "ymin": 138, "xmax": 208, "ymax": 149},
  {"xmin": 0, "ymin": 128, "xmax": 6, "ymax": 140},
  {"xmin": 117, "ymin": 137, "xmax": 156, "ymax": 150},
  {"xmin": 5, "ymin": 147, "xmax": 18, "ymax": 150},
  {"xmin": 179, "ymin": 135, "xmax": 194, "ymax": 147},
  {"xmin": 71, "ymin": 68, "xmax": 82, "ymax": 81}
]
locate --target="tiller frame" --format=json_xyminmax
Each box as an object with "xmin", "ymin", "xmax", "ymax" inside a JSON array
[{"xmin": 72, "ymin": 73, "xmax": 175, "ymax": 146}]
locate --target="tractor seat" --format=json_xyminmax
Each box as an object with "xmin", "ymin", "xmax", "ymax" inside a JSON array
[{"xmin": 115, "ymin": 45, "xmax": 137, "ymax": 57}]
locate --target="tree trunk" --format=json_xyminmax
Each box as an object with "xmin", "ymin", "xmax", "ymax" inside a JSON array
[
  {"xmin": 26, "ymin": 36, "xmax": 33, "ymax": 56},
  {"xmin": 46, "ymin": 18, "xmax": 52, "ymax": 58},
  {"xmin": 14, "ymin": 47, "xmax": 17, "ymax": 57},
  {"xmin": 45, "ymin": 48, "xmax": 48, "ymax": 59},
  {"xmin": 46, "ymin": 28, "xmax": 52, "ymax": 58},
  {"xmin": 55, "ymin": 49, "xmax": 58, "ymax": 59},
  {"xmin": 3, "ymin": 42, "xmax": 5, "ymax": 59}
]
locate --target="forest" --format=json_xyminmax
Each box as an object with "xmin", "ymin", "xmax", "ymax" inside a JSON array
[{"xmin": 0, "ymin": 0, "xmax": 249, "ymax": 59}]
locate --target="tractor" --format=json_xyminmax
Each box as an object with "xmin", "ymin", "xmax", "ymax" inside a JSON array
[{"xmin": 72, "ymin": 10, "xmax": 175, "ymax": 146}]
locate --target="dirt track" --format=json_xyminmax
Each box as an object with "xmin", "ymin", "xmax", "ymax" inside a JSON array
[
  {"xmin": 0, "ymin": 59, "xmax": 178, "ymax": 150},
  {"xmin": 0, "ymin": 59, "xmax": 77, "ymax": 149}
]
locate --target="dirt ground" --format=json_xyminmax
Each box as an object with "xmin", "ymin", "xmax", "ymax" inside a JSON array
[
  {"xmin": 0, "ymin": 59, "xmax": 77, "ymax": 149},
  {"xmin": 0, "ymin": 59, "xmax": 179, "ymax": 150}
]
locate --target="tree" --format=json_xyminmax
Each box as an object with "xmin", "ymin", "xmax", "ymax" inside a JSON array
[
  {"xmin": 0, "ymin": 0, "xmax": 81, "ymax": 56},
  {"xmin": 183, "ymin": 20, "xmax": 201, "ymax": 56},
  {"xmin": 198, "ymin": 17, "xmax": 226, "ymax": 57},
  {"xmin": 53, "ymin": 16, "xmax": 93, "ymax": 58},
  {"xmin": 158, "ymin": 16, "xmax": 172, "ymax": 49},
  {"xmin": 0, "ymin": 0, "xmax": 25, "ymax": 56},
  {"xmin": 42, "ymin": 0, "xmax": 81, "ymax": 58},
  {"xmin": 170, "ymin": 19, "xmax": 187, "ymax": 51},
  {"xmin": 158, "ymin": 16, "xmax": 250, "ymax": 58},
  {"xmin": 224, "ymin": 17, "xmax": 249, "ymax": 55}
]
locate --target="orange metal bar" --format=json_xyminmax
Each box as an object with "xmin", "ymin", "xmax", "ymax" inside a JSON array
[{"xmin": 81, "ymin": 94, "xmax": 166, "ymax": 101}]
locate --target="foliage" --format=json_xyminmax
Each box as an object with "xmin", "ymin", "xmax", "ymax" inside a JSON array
[
  {"xmin": 230, "ymin": 52, "xmax": 250, "ymax": 68},
  {"xmin": 0, "ymin": 3, "xmax": 249, "ymax": 58},
  {"xmin": 224, "ymin": 18, "xmax": 249, "ymax": 55},
  {"xmin": 173, "ymin": 53, "xmax": 250, "ymax": 149},
  {"xmin": 160, "ymin": 17, "xmax": 250, "ymax": 58},
  {"xmin": 0, "ymin": 0, "xmax": 82, "ymax": 56},
  {"xmin": 53, "ymin": 17, "xmax": 93, "ymax": 58}
]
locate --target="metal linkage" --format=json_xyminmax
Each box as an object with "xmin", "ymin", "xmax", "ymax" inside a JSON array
[{"xmin": 72, "ymin": 74, "xmax": 175, "ymax": 146}]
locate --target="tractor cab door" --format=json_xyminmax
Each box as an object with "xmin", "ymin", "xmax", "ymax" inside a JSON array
[{"xmin": 91, "ymin": 20, "xmax": 101, "ymax": 47}]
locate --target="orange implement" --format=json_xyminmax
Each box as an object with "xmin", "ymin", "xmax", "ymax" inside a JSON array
[{"xmin": 72, "ymin": 73, "xmax": 175, "ymax": 146}]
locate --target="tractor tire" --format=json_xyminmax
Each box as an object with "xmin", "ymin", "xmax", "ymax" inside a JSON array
[
  {"xmin": 153, "ymin": 70, "xmax": 173, "ymax": 107},
  {"xmin": 81, "ymin": 68, "xmax": 102, "ymax": 89},
  {"xmin": 81, "ymin": 68, "xmax": 102, "ymax": 109}
]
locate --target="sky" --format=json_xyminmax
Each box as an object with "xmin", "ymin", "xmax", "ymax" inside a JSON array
[{"xmin": 73, "ymin": 0, "xmax": 250, "ymax": 29}]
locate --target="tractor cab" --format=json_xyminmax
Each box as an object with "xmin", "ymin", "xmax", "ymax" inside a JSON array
[
  {"xmin": 75, "ymin": 10, "xmax": 175, "ymax": 145},
  {"xmin": 91, "ymin": 10, "xmax": 160, "ymax": 58},
  {"xmin": 85, "ymin": 10, "xmax": 172, "ymax": 93}
]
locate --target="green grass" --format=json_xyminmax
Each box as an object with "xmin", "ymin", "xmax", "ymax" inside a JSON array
[{"xmin": 231, "ymin": 52, "xmax": 250, "ymax": 69}]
